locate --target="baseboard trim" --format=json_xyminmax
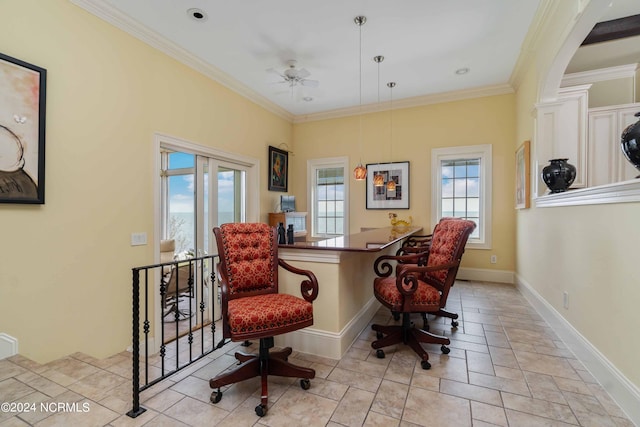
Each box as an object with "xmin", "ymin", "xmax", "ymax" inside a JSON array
[
  {"xmin": 0, "ymin": 333, "xmax": 18, "ymax": 360},
  {"xmin": 276, "ymin": 297, "xmax": 381, "ymax": 360},
  {"xmin": 458, "ymin": 267, "xmax": 514, "ymax": 284},
  {"xmin": 515, "ymin": 274, "xmax": 640, "ymax": 425}
]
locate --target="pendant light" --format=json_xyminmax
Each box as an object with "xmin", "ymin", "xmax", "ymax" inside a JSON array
[
  {"xmin": 386, "ymin": 82, "xmax": 397, "ymax": 192},
  {"xmin": 373, "ymin": 55, "xmax": 385, "ymax": 187},
  {"xmin": 353, "ymin": 16, "xmax": 367, "ymax": 181}
]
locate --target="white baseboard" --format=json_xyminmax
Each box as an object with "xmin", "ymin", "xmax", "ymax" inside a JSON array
[
  {"xmin": 516, "ymin": 274, "xmax": 640, "ymax": 426},
  {"xmin": 0, "ymin": 333, "xmax": 18, "ymax": 360},
  {"xmin": 276, "ymin": 297, "xmax": 381, "ymax": 360},
  {"xmin": 458, "ymin": 267, "xmax": 514, "ymax": 284}
]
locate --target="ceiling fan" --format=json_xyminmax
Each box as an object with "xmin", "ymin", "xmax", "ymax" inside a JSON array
[{"xmin": 267, "ymin": 60, "xmax": 319, "ymax": 88}]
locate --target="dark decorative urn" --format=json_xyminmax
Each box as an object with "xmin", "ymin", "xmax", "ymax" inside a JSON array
[
  {"xmin": 541, "ymin": 158, "xmax": 576, "ymax": 193},
  {"xmin": 621, "ymin": 111, "xmax": 640, "ymax": 178}
]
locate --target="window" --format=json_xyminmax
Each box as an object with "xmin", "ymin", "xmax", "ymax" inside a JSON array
[
  {"xmin": 431, "ymin": 145, "xmax": 492, "ymax": 249},
  {"xmin": 308, "ymin": 157, "xmax": 349, "ymax": 237}
]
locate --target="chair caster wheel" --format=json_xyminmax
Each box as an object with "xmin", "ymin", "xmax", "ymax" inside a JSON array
[
  {"xmin": 376, "ymin": 349, "xmax": 385, "ymax": 359},
  {"xmin": 255, "ymin": 404, "xmax": 267, "ymax": 417},
  {"xmin": 376, "ymin": 331, "xmax": 383, "ymax": 339},
  {"xmin": 210, "ymin": 390, "xmax": 222, "ymax": 404},
  {"xmin": 451, "ymin": 320, "xmax": 459, "ymax": 328},
  {"xmin": 300, "ymin": 379, "xmax": 311, "ymax": 390},
  {"xmin": 242, "ymin": 340, "xmax": 251, "ymax": 347},
  {"xmin": 441, "ymin": 345, "xmax": 450, "ymax": 354},
  {"xmin": 421, "ymin": 360, "xmax": 431, "ymax": 370}
]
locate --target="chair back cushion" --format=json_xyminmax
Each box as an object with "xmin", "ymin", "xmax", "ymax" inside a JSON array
[
  {"xmin": 425, "ymin": 218, "xmax": 476, "ymax": 286},
  {"xmin": 215, "ymin": 223, "xmax": 278, "ymax": 297}
]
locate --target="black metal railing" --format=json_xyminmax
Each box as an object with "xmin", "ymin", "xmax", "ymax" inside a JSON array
[{"xmin": 127, "ymin": 254, "xmax": 218, "ymax": 418}]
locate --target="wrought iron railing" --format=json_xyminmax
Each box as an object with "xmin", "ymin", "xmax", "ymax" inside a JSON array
[{"xmin": 127, "ymin": 254, "xmax": 218, "ymax": 418}]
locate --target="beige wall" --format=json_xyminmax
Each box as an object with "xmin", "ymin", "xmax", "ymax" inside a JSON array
[
  {"xmin": 293, "ymin": 95, "xmax": 517, "ymax": 272},
  {"xmin": 0, "ymin": 0, "xmax": 291, "ymax": 363},
  {"xmin": 515, "ymin": 0, "xmax": 640, "ymax": 393},
  {"xmin": 588, "ymin": 78, "xmax": 635, "ymax": 108}
]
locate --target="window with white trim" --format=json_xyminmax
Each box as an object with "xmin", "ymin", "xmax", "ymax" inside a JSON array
[
  {"xmin": 431, "ymin": 145, "xmax": 492, "ymax": 249},
  {"xmin": 307, "ymin": 157, "xmax": 349, "ymax": 238}
]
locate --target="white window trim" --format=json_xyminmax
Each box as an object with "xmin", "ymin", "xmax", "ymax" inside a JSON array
[
  {"xmin": 307, "ymin": 156, "xmax": 349, "ymax": 238},
  {"xmin": 431, "ymin": 144, "xmax": 492, "ymax": 249}
]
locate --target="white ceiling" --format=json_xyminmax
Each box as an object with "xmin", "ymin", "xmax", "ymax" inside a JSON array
[{"xmin": 74, "ymin": 0, "xmax": 640, "ymax": 119}]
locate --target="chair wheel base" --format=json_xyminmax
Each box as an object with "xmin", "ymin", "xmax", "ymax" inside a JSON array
[
  {"xmin": 441, "ymin": 345, "xmax": 450, "ymax": 354},
  {"xmin": 300, "ymin": 379, "xmax": 311, "ymax": 390},
  {"xmin": 210, "ymin": 390, "xmax": 222, "ymax": 404},
  {"xmin": 421, "ymin": 360, "xmax": 431, "ymax": 370},
  {"xmin": 376, "ymin": 349, "xmax": 385, "ymax": 359},
  {"xmin": 376, "ymin": 331, "xmax": 383, "ymax": 339},
  {"xmin": 255, "ymin": 404, "xmax": 267, "ymax": 417}
]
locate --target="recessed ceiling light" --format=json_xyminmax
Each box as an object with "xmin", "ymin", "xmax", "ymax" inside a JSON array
[
  {"xmin": 455, "ymin": 67, "xmax": 470, "ymax": 75},
  {"xmin": 187, "ymin": 8, "xmax": 208, "ymax": 22},
  {"xmin": 302, "ymin": 97, "xmax": 313, "ymax": 102}
]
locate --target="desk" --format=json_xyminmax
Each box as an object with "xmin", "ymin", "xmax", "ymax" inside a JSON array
[{"xmin": 275, "ymin": 226, "xmax": 422, "ymax": 359}]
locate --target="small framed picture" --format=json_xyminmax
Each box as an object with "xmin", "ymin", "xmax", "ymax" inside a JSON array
[
  {"xmin": 515, "ymin": 140, "xmax": 530, "ymax": 209},
  {"xmin": 366, "ymin": 161, "xmax": 410, "ymax": 209},
  {"xmin": 268, "ymin": 145, "xmax": 288, "ymax": 192}
]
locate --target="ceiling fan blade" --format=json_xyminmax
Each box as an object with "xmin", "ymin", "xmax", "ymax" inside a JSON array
[
  {"xmin": 301, "ymin": 79, "xmax": 319, "ymax": 88},
  {"xmin": 297, "ymin": 68, "xmax": 311, "ymax": 79},
  {"xmin": 266, "ymin": 68, "xmax": 285, "ymax": 78}
]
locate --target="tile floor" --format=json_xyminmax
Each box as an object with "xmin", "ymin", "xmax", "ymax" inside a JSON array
[{"xmin": 0, "ymin": 281, "xmax": 635, "ymax": 426}]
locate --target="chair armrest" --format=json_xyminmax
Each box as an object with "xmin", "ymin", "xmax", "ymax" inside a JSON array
[
  {"xmin": 373, "ymin": 252, "xmax": 428, "ymax": 278},
  {"xmin": 395, "ymin": 260, "xmax": 460, "ymax": 293},
  {"xmin": 402, "ymin": 234, "xmax": 433, "ymax": 248},
  {"xmin": 279, "ymin": 259, "xmax": 319, "ymax": 303}
]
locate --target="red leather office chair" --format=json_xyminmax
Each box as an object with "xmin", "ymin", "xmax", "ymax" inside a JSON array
[
  {"xmin": 371, "ymin": 218, "xmax": 476, "ymax": 369},
  {"xmin": 209, "ymin": 223, "xmax": 319, "ymax": 417}
]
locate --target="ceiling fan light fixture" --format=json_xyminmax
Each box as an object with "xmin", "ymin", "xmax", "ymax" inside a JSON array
[{"xmin": 187, "ymin": 8, "xmax": 208, "ymax": 22}]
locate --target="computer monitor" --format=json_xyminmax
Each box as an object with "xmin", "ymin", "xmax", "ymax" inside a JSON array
[{"xmin": 281, "ymin": 195, "xmax": 295, "ymax": 212}]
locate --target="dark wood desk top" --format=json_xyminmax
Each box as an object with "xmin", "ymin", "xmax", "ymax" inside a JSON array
[{"xmin": 280, "ymin": 226, "xmax": 423, "ymax": 252}]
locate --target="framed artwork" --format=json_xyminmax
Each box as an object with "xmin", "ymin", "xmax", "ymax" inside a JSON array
[
  {"xmin": 268, "ymin": 145, "xmax": 288, "ymax": 192},
  {"xmin": 0, "ymin": 52, "xmax": 47, "ymax": 204},
  {"xmin": 366, "ymin": 161, "xmax": 410, "ymax": 209},
  {"xmin": 515, "ymin": 140, "xmax": 530, "ymax": 209}
]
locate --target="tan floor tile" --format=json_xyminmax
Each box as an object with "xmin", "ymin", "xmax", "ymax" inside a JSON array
[
  {"xmin": 0, "ymin": 361, "xmax": 28, "ymax": 382},
  {"xmin": 67, "ymin": 370, "xmax": 128, "ymax": 402},
  {"xmin": 505, "ymin": 408, "xmax": 579, "ymax": 426},
  {"xmin": 2, "ymin": 391, "xmax": 51, "ymax": 425},
  {"xmin": 336, "ymin": 356, "xmax": 386, "ymax": 378},
  {"xmin": 403, "ymin": 387, "xmax": 471, "ymax": 427},
  {"xmin": 467, "ymin": 350, "xmax": 495, "ymax": 376},
  {"xmin": 330, "ymin": 387, "xmax": 375, "ymax": 427},
  {"xmin": 562, "ymin": 390, "xmax": 618, "ymax": 427},
  {"xmin": 0, "ymin": 417, "xmax": 31, "ymax": 426},
  {"xmin": 305, "ymin": 377, "xmax": 348, "ymax": 401},
  {"xmin": 419, "ymin": 352, "xmax": 468, "ymax": 383},
  {"xmin": 488, "ymin": 346, "xmax": 519, "ymax": 369},
  {"xmin": 162, "ymin": 395, "xmax": 229, "ymax": 426},
  {"xmin": 109, "ymin": 407, "xmax": 159, "ymax": 427},
  {"xmin": 170, "ymin": 375, "xmax": 217, "ymax": 404},
  {"xmin": 471, "ymin": 401, "xmax": 508, "ymax": 426},
  {"xmin": 371, "ymin": 379, "xmax": 409, "ymax": 419},
  {"xmin": 326, "ymin": 367, "xmax": 382, "ymax": 393},
  {"xmin": 440, "ymin": 378, "xmax": 502, "ymax": 406},
  {"xmin": 553, "ymin": 376, "xmax": 593, "ymax": 395},
  {"xmin": 0, "ymin": 378, "xmax": 35, "ymax": 402},
  {"xmin": 261, "ymin": 387, "xmax": 338, "ymax": 427},
  {"xmin": 502, "ymin": 392, "xmax": 578, "ymax": 424},
  {"xmin": 363, "ymin": 411, "xmax": 401, "ymax": 427},
  {"xmin": 142, "ymin": 389, "xmax": 185, "ymax": 412},
  {"xmin": 15, "ymin": 372, "xmax": 66, "ymax": 398},
  {"xmin": 514, "ymin": 351, "xmax": 581, "ymax": 380},
  {"xmin": 138, "ymin": 413, "xmax": 189, "ymax": 426},
  {"xmin": 468, "ymin": 372, "xmax": 530, "ymax": 397}
]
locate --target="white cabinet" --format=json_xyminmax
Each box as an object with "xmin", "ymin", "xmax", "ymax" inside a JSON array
[
  {"xmin": 588, "ymin": 103, "xmax": 640, "ymax": 186},
  {"xmin": 535, "ymin": 85, "xmax": 590, "ymax": 195}
]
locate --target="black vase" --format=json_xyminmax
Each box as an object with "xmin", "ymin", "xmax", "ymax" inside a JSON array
[
  {"xmin": 541, "ymin": 158, "xmax": 576, "ymax": 193},
  {"xmin": 620, "ymin": 111, "xmax": 640, "ymax": 178}
]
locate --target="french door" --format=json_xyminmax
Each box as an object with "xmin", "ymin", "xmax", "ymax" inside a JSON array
[{"xmin": 155, "ymin": 134, "xmax": 258, "ymax": 346}]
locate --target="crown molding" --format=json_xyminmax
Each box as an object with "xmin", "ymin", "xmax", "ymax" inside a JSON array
[
  {"xmin": 292, "ymin": 84, "xmax": 514, "ymax": 124},
  {"xmin": 561, "ymin": 63, "xmax": 639, "ymax": 87},
  {"xmin": 69, "ymin": 0, "xmax": 294, "ymax": 122},
  {"xmin": 510, "ymin": 0, "xmax": 557, "ymax": 90}
]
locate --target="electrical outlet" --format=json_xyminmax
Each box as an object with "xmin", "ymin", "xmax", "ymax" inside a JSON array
[
  {"xmin": 131, "ymin": 232, "xmax": 147, "ymax": 246},
  {"xmin": 563, "ymin": 291, "xmax": 569, "ymax": 309},
  {"xmin": 490, "ymin": 255, "xmax": 497, "ymax": 264}
]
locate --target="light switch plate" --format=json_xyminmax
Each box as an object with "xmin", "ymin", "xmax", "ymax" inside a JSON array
[{"xmin": 131, "ymin": 232, "xmax": 147, "ymax": 246}]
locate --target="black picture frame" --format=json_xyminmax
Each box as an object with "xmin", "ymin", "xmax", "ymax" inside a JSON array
[
  {"xmin": 268, "ymin": 145, "xmax": 288, "ymax": 192},
  {"xmin": 0, "ymin": 52, "xmax": 47, "ymax": 204},
  {"xmin": 366, "ymin": 161, "xmax": 410, "ymax": 209}
]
